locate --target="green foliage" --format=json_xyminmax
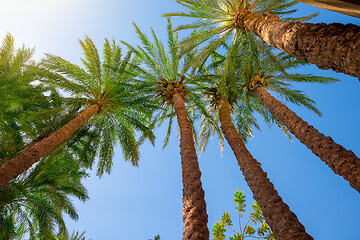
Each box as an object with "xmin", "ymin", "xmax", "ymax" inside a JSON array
[
  {"xmin": 0, "ymin": 110, "xmax": 94, "ymax": 239},
  {"xmin": 164, "ymin": 0, "xmax": 317, "ymax": 67},
  {"xmin": 165, "ymin": 1, "xmax": 335, "ymax": 148},
  {"xmin": 212, "ymin": 190, "xmax": 275, "ymax": 240},
  {"xmin": 36, "ymin": 36, "xmax": 156, "ymax": 175},
  {"xmin": 149, "ymin": 235, "xmax": 160, "ymax": 240},
  {"xmin": 224, "ymin": 39, "xmax": 338, "ymax": 119},
  {"xmin": 0, "ymin": 34, "xmax": 96, "ymax": 166},
  {"xmin": 195, "ymin": 38, "xmax": 337, "ymax": 155},
  {"xmin": 53, "ymin": 231, "xmax": 88, "ymax": 240},
  {"xmin": 233, "ymin": 190, "xmax": 246, "ymax": 215},
  {"xmin": 221, "ymin": 212, "xmax": 233, "ymax": 226},
  {"xmin": 213, "ymin": 222, "xmax": 226, "ymax": 240},
  {"xmin": 122, "ymin": 19, "xmax": 211, "ymax": 149},
  {"xmin": 0, "ymin": 33, "xmax": 56, "ymax": 162},
  {"xmin": 0, "ymin": 146, "xmax": 89, "ymax": 240}
]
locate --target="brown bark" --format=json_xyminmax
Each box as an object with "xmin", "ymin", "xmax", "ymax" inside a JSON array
[
  {"xmin": 234, "ymin": 10, "xmax": 360, "ymax": 80},
  {"xmin": 172, "ymin": 91, "xmax": 209, "ymax": 240},
  {"xmin": 251, "ymin": 83, "xmax": 360, "ymax": 193},
  {"xmin": 217, "ymin": 97, "xmax": 313, "ymax": 240},
  {"xmin": 0, "ymin": 103, "xmax": 101, "ymax": 188}
]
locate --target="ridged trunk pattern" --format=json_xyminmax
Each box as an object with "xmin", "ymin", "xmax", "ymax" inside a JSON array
[
  {"xmin": 172, "ymin": 91, "xmax": 209, "ymax": 240},
  {"xmin": 234, "ymin": 11, "xmax": 360, "ymax": 80},
  {"xmin": 252, "ymin": 83, "xmax": 360, "ymax": 193},
  {"xmin": 217, "ymin": 98, "xmax": 313, "ymax": 240},
  {"xmin": 0, "ymin": 103, "xmax": 100, "ymax": 188}
]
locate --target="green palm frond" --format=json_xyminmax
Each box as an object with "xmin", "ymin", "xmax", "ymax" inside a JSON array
[
  {"xmin": 194, "ymin": 28, "xmax": 336, "ymax": 151},
  {"xmin": 123, "ymin": 19, "xmax": 205, "ymax": 150},
  {"xmin": 0, "ymin": 140, "xmax": 90, "ymax": 239},
  {"xmin": 216, "ymin": 36, "xmax": 336, "ymax": 139},
  {"xmin": 34, "ymin": 36, "xmax": 156, "ymax": 176},
  {"xmin": 0, "ymin": 34, "xmax": 69, "ymax": 162},
  {"xmin": 164, "ymin": 0, "xmax": 318, "ymax": 67}
]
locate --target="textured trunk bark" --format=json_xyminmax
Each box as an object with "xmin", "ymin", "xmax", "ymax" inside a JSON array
[
  {"xmin": 234, "ymin": 10, "xmax": 360, "ymax": 80},
  {"xmin": 0, "ymin": 103, "xmax": 100, "ymax": 188},
  {"xmin": 217, "ymin": 97, "xmax": 313, "ymax": 240},
  {"xmin": 252, "ymin": 83, "xmax": 360, "ymax": 193},
  {"xmin": 172, "ymin": 91, "xmax": 209, "ymax": 240}
]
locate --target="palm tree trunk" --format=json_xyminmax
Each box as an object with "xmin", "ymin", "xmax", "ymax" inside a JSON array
[
  {"xmin": 0, "ymin": 103, "xmax": 101, "ymax": 188},
  {"xmin": 172, "ymin": 91, "xmax": 209, "ymax": 240},
  {"xmin": 234, "ymin": 10, "xmax": 360, "ymax": 80},
  {"xmin": 251, "ymin": 82, "xmax": 360, "ymax": 193},
  {"xmin": 217, "ymin": 97, "xmax": 313, "ymax": 240}
]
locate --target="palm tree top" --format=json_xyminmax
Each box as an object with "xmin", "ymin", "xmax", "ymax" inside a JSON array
[
  {"xmin": 195, "ymin": 38, "xmax": 338, "ymax": 154},
  {"xmin": 122, "ymin": 19, "xmax": 191, "ymax": 81},
  {"xmin": 122, "ymin": 19, "xmax": 211, "ymax": 149},
  {"xmin": 163, "ymin": 0, "xmax": 317, "ymax": 66},
  {"xmin": 37, "ymin": 36, "xmax": 156, "ymax": 175}
]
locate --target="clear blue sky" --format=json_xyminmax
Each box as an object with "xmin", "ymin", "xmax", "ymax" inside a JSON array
[{"xmin": 1, "ymin": 1, "xmax": 359, "ymax": 239}]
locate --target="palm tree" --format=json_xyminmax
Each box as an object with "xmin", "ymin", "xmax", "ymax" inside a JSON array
[
  {"xmin": 249, "ymin": 74, "xmax": 360, "ymax": 193},
  {"xmin": 0, "ymin": 36, "xmax": 155, "ymax": 188},
  {"xmin": 165, "ymin": 0, "xmax": 360, "ymax": 80},
  {"xmin": 0, "ymin": 143, "xmax": 90, "ymax": 240},
  {"xmin": 193, "ymin": 47, "xmax": 314, "ymax": 239},
  {"xmin": 122, "ymin": 19, "xmax": 209, "ymax": 240},
  {"xmin": 225, "ymin": 39, "xmax": 360, "ymax": 193},
  {"xmin": 216, "ymin": 97, "xmax": 312, "ymax": 240}
]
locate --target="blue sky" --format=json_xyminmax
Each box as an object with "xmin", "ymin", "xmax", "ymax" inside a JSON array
[{"xmin": 1, "ymin": 0, "xmax": 359, "ymax": 239}]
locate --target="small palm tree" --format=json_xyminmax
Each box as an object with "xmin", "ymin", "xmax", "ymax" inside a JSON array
[
  {"xmin": 122, "ymin": 19, "xmax": 210, "ymax": 240},
  {"xmin": 165, "ymin": 0, "xmax": 360, "ymax": 80},
  {"xmin": 0, "ymin": 36, "xmax": 155, "ymax": 188}
]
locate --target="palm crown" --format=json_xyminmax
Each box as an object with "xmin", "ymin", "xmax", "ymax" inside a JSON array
[
  {"xmin": 122, "ymin": 19, "xmax": 208, "ymax": 147},
  {"xmin": 37, "ymin": 36, "xmax": 155, "ymax": 175},
  {"xmin": 164, "ymin": 0, "xmax": 316, "ymax": 66},
  {"xmin": 228, "ymin": 40, "xmax": 337, "ymax": 116},
  {"xmin": 195, "ymin": 39, "xmax": 337, "ymax": 154}
]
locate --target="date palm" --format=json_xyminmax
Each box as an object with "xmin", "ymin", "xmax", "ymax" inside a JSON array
[
  {"xmin": 0, "ymin": 36, "xmax": 155, "ymax": 188},
  {"xmin": 193, "ymin": 45, "xmax": 315, "ymax": 239},
  {"xmin": 224, "ymin": 38, "xmax": 360, "ymax": 193},
  {"xmin": 122, "ymin": 19, "xmax": 209, "ymax": 240},
  {"xmin": 165, "ymin": 0, "xmax": 360, "ymax": 80}
]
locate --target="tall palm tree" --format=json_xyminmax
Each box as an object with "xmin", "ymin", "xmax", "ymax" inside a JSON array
[
  {"xmin": 248, "ymin": 74, "xmax": 360, "ymax": 193},
  {"xmin": 165, "ymin": 0, "xmax": 360, "ymax": 80},
  {"xmin": 0, "ymin": 36, "xmax": 155, "ymax": 188},
  {"xmin": 122, "ymin": 19, "xmax": 209, "ymax": 240},
  {"xmin": 224, "ymin": 39, "xmax": 360, "ymax": 193},
  {"xmin": 216, "ymin": 97, "xmax": 312, "ymax": 240},
  {"xmin": 193, "ymin": 47, "xmax": 314, "ymax": 239}
]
